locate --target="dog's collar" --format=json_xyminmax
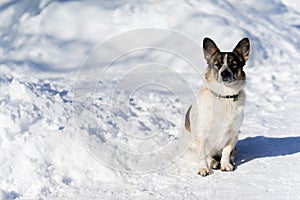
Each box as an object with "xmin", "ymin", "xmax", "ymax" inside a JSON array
[{"xmin": 210, "ymin": 90, "xmax": 239, "ymax": 102}]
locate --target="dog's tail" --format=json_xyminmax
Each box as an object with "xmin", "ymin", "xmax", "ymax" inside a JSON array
[{"xmin": 185, "ymin": 105, "xmax": 192, "ymax": 133}]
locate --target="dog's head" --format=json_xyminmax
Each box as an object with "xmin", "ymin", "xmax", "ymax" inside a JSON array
[{"xmin": 203, "ymin": 38, "xmax": 250, "ymax": 85}]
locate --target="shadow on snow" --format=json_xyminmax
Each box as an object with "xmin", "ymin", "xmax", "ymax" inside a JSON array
[{"xmin": 236, "ymin": 136, "xmax": 300, "ymax": 166}]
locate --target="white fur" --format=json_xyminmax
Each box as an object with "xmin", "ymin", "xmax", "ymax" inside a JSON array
[{"xmin": 188, "ymin": 81, "xmax": 245, "ymax": 176}]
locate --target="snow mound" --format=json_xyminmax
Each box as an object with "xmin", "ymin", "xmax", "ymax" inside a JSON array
[{"xmin": 0, "ymin": 74, "xmax": 116, "ymax": 199}]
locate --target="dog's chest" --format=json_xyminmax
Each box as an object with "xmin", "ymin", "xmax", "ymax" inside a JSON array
[
  {"xmin": 191, "ymin": 90, "xmax": 245, "ymax": 150},
  {"xmin": 212, "ymin": 98, "xmax": 243, "ymax": 127},
  {"xmin": 206, "ymin": 95, "xmax": 244, "ymax": 149}
]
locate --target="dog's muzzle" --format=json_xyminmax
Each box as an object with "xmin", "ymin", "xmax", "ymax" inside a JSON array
[{"xmin": 220, "ymin": 69, "xmax": 234, "ymax": 83}]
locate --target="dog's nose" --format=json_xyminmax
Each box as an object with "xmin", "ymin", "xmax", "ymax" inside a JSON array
[
  {"xmin": 221, "ymin": 70, "xmax": 232, "ymax": 82},
  {"xmin": 221, "ymin": 70, "xmax": 230, "ymax": 78}
]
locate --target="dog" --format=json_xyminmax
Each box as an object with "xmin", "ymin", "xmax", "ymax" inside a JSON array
[{"xmin": 185, "ymin": 37, "xmax": 250, "ymax": 176}]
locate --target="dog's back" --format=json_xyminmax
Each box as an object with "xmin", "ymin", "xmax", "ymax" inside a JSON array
[{"xmin": 185, "ymin": 105, "xmax": 192, "ymax": 132}]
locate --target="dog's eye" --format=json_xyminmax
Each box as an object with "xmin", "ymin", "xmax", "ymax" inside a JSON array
[
  {"xmin": 231, "ymin": 61, "xmax": 238, "ymax": 69},
  {"xmin": 214, "ymin": 63, "xmax": 222, "ymax": 68}
]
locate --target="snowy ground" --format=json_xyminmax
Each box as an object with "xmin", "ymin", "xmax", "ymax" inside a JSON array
[{"xmin": 1, "ymin": 0, "xmax": 300, "ymax": 199}]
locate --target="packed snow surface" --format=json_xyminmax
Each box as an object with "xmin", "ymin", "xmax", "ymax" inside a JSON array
[{"xmin": 1, "ymin": 0, "xmax": 300, "ymax": 199}]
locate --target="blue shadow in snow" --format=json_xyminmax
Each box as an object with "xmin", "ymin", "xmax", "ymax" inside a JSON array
[
  {"xmin": 236, "ymin": 136, "xmax": 300, "ymax": 166},
  {"xmin": 292, "ymin": 24, "xmax": 300, "ymax": 29}
]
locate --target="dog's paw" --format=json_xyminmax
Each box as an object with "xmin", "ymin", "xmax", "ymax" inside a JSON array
[
  {"xmin": 198, "ymin": 168, "xmax": 209, "ymax": 176},
  {"xmin": 221, "ymin": 163, "xmax": 234, "ymax": 171},
  {"xmin": 210, "ymin": 159, "xmax": 220, "ymax": 170}
]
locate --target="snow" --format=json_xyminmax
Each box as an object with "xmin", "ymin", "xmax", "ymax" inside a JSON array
[{"xmin": 1, "ymin": 0, "xmax": 300, "ymax": 199}]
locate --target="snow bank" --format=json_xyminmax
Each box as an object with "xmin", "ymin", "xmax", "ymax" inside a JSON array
[{"xmin": 0, "ymin": 75, "xmax": 116, "ymax": 199}]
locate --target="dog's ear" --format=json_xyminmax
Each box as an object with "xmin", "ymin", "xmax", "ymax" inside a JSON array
[
  {"xmin": 203, "ymin": 38, "xmax": 220, "ymax": 61},
  {"xmin": 233, "ymin": 38, "xmax": 250, "ymax": 62}
]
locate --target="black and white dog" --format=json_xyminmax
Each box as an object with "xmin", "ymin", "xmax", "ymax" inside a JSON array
[{"xmin": 185, "ymin": 38, "xmax": 250, "ymax": 176}]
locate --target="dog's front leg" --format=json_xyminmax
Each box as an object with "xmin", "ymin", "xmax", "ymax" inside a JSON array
[
  {"xmin": 220, "ymin": 136, "xmax": 238, "ymax": 171},
  {"xmin": 195, "ymin": 136, "xmax": 209, "ymax": 176}
]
